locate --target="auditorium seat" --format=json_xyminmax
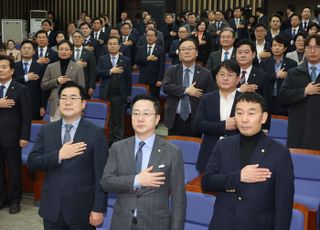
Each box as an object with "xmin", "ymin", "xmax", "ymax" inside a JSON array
[
  {"xmin": 269, "ymin": 115, "xmax": 288, "ymax": 145},
  {"xmin": 165, "ymin": 136, "xmax": 201, "ymax": 183},
  {"xmin": 290, "ymin": 209, "xmax": 305, "ymax": 230},
  {"xmin": 131, "ymin": 71, "xmax": 139, "ymax": 84},
  {"xmin": 92, "ymin": 82, "xmax": 101, "ymax": 99}
]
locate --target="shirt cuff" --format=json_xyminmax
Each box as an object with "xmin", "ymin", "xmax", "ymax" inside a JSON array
[
  {"xmin": 133, "ymin": 175, "xmax": 141, "ymax": 190},
  {"xmin": 24, "ymin": 75, "xmax": 29, "ymax": 82}
]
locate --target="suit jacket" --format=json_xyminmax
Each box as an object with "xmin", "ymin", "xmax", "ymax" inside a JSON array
[
  {"xmin": 96, "ymin": 54, "xmax": 132, "ymax": 100},
  {"xmin": 168, "ymin": 39, "xmax": 180, "ymax": 65},
  {"xmin": 27, "ymin": 118, "xmax": 108, "ymax": 223},
  {"xmin": 286, "ymin": 50, "xmax": 305, "ymax": 65},
  {"xmin": 228, "ymin": 18, "xmax": 249, "ymax": 40},
  {"xmin": 83, "ymin": 37, "xmax": 102, "ymax": 62},
  {"xmin": 100, "ymin": 135, "xmax": 186, "ymax": 230},
  {"xmin": 278, "ymin": 61, "xmax": 320, "ymax": 150},
  {"xmin": 91, "ymin": 30, "xmax": 108, "ymax": 44},
  {"xmin": 207, "ymin": 20, "xmax": 230, "ymax": 37},
  {"xmin": 0, "ymin": 80, "xmax": 31, "ymax": 147},
  {"xmin": 47, "ymin": 30, "xmax": 57, "ymax": 47},
  {"xmin": 71, "ymin": 47, "xmax": 96, "ymax": 91},
  {"xmin": 207, "ymin": 48, "xmax": 236, "ymax": 76},
  {"xmin": 193, "ymin": 90, "xmax": 240, "ymax": 171},
  {"xmin": 191, "ymin": 32, "xmax": 212, "ymax": 64},
  {"xmin": 160, "ymin": 23, "xmax": 178, "ymax": 51},
  {"xmin": 136, "ymin": 33, "xmax": 165, "ymax": 49},
  {"xmin": 135, "ymin": 44, "xmax": 165, "ymax": 85},
  {"xmin": 281, "ymin": 28, "xmax": 304, "ymax": 52},
  {"xmin": 100, "ymin": 44, "xmax": 132, "ymax": 61},
  {"xmin": 162, "ymin": 64, "xmax": 216, "ymax": 129},
  {"xmin": 202, "ymin": 133, "xmax": 294, "ymax": 230},
  {"xmin": 41, "ymin": 60, "xmax": 85, "ymax": 116},
  {"xmin": 13, "ymin": 61, "xmax": 47, "ymax": 119},
  {"xmin": 33, "ymin": 47, "xmax": 58, "ymax": 68}
]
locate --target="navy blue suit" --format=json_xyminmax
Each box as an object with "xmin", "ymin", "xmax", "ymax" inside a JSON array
[
  {"xmin": 168, "ymin": 39, "xmax": 180, "ymax": 65},
  {"xmin": 202, "ymin": 133, "xmax": 294, "ymax": 230},
  {"xmin": 135, "ymin": 44, "xmax": 165, "ymax": 98},
  {"xmin": 229, "ymin": 18, "xmax": 249, "ymax": 41},
  {"xmin": 33, "ymin": 47, "xmax": 58, "ymax": 69},
  {"xmin": 83, "ymin": 37, "xmax": 102, "ymax": 62},
  {"xmin": 27, "ymin": 118, "xmax": 108, "ymax": 225},
  {"xmin": 281, "ymin": 28, "xmax": 304, "ymax": 52},
  {"xmin": 193, "ymin": 90, "xmax": 240, "ymax": 172},
  {"xmin": 13, "ymin": 61, "xmax": 47, "ymax": 120}
]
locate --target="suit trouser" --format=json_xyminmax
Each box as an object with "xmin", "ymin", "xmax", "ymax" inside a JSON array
[
  {"xmin": 108, "ymin": 95, "xmax": 126, "ymax": 145},
  {"xmin": 0, "ymin": 145, "xmax": 22, "ymax": 205}
]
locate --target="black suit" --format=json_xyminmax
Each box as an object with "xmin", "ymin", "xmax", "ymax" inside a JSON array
[
  {"xmin": 168, "ymin": 39, "xmax": 180, "ymax": 65},
  {"xmin": 193, "ymin": 90, "xmax": 240, "ymax": 171},
  {"xmin": 71, "ymin": 47, "xmax": 96, "ymax": 96},
  {"xmin": 96, "ymin": 54, "xmax": 132, "ymax": 144},
  {"xmin": 47, "ymin": 31, "xmax": 57, "ymax": 48},
  {"xmin": 33, "ymin": 47, "xmax": 58, "ymax": 69},
  {"xmin": 83, "ymin": 37, "xmax": 102, "ymax": 62},
  {"xmin": 260, "ymin": 56, "xmax": 297, "ymax": 115},
  {"xmin": 0, "ymin": 80, "xmax": 31, "ymax": 206},
  {"xmin": 162, "ymin": 64, "xmax": 216, "ymax": 136},
  {"xmin": 229, "ymin": 18, "xmax": 249, "ymax": 41},
  {"xmin": 281, "ymin": 28, "xmax": 304, "ymax": 52},
  {"xmin": 207, "ymin": 48, "xmax": 236, "ymax": 77},
  {"xmin": 100, "ymin": 43, "xmax": 132, "ymax": 61},
  {"xmin": 160, "ymin": 23, "xmax": 178, "ymax": 52},
  {"xmin": 135, "ymin": 44, "xmax": 165, "ymax": 98},
  {"xmin": 13, "ymin": 60, "xmax": 47, "ymax": 119},
  {"xmin": 91, "ymin": 30, "xmax": 108, "ymax": 44},
  {"xmin": 28, "ymin": 118, "xmax": 108, "ymax": 228}
]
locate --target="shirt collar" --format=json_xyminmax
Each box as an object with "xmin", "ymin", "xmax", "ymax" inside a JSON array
[
  {"xmin": 147, "ymin": 43, "xmax": 156, "ymax": 49},
  {"xmin": 1, "ymin": 79, "xmax": 12, "ymax": 88},
  {"xmin": 223, "ymin": 47, "xmax": 233, "ymax": 54},
  {"xmin": 219, "ymin": 89, "xmax": 237, "ymax": 100},
  {"xmin": 183, "ymin": 64, "xmax": 195, "ymax": 74},
  {"xmin": 241, "ymin": 65, "xmax": 253, "ymax": 74},
  {"xmin": 308, "ymin": 63, "xmax": 320, "ymax": 71},
  {"xmin": 62, "ymin": 116, "xmax": 81, "ymax": 130},
  {"xmin": 135, "ymin": 134, "xmax": 156, "ymax": 149},
  {"xmin": 110, "ymin": 54, "xmax": 119, "ymax": 59}
]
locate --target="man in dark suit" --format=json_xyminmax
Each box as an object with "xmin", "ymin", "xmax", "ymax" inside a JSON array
[
  {"xmin": 135, "ymin": 21, "xmax": 165, "ymax": 49},
  {"xmin": 169, "ymin": 26, "xmax": 189, "ymax": 65},
  {"xmin": 281, "ymin": 14, "xmax": 303, "ymax": 53},
  {"xmin": 279, "ymin": 35, "xmax": 320, "ymax": 150},
  {"xmin": 100, "ymin": 94, "xmax": 186, "ymax": 230},
  {"xmin": 0, "ymin": 55, "xmax": 31, "ymax": 214},
  {"xmin": 255, "ymin": 7, "xmax": 268, "ymax": 26},
  {"xmin": 235, "ymin": 39, "xmax": 271, "ymax": 129},
  {"xmin": 135, "ymin": 28, "xmax": 165, "ymax": 98},
  {"xmin": 300, "ymin": 6, "xmax": 312, "ymax": 32},
  {"xmin": 33, "ymin": 30, "xmax": 58, "ymax": 69},
  {"xmin": 266, "ymin": 15, "xmax": 282, "ymax": 44},
  {"xmin": 207, "ymin": 27, "xmax": 237, "ymax": 77},
  {"xmin": 120, "ymin": 22, "xmax": 138, "ymax": 61},
  {"xmin": 193, "ymin": 60, "xmax": 240, "ymax": 172},
  {"xmin": 41, "ymin": 19, "xmax": 57, "ymax": 47},
  {"xmin": 254, "ymin": 23, "xmax": 272, "ymax": 63},
  {"xmin": 207, "ymin": 10, "xmax": 230, "ymax": 50},
  {"xmin": 163, "ymin": 38, "xmax": 216, "ymax": 137},
  {"xmin": 229, "ymin": 7, "xmax": 248, "ymax": 41},
  {"xmin": 13, "ymin": 40, "xmax": 47, "ymax": 120},
  {"xmin": 260, "ymin": 35, "xmax": 297, "ymax": 115},
  {"xmin": 71, "ymin": 30, "xmax": 96, "ymax": 98},
  {"xmin": 160, "ymin": 13, "xmax": 178, "ymax": 52},
  {"xmin": 202, "ymin": 92, "xmax": 294, "ymax": 230},
  {"xmin": 96, "ymin": 36, "xmax": 132, "ymax": 146},
  {"xmin": 91, "ymin": 18, "xmax": 108, "ymax": 45},
  {"xmin": 80, "ymin": 22, "xmax": 102, "ymax": 62},
  {"xmin": 28, "ymin": 81, "xmax": 108, "ymax": 229}
]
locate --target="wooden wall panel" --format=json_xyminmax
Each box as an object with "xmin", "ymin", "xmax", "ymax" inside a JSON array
[{"xmin": 0, "ymin": 0, "xmax": 117, "ymax": 31}]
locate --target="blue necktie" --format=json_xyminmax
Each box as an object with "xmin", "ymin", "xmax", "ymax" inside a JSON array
[
  {"xmin": 135, "ymin": 141, "xmax": 145, "ymax": 174},
  {"xmin": 23, "ymin": 62, "xmax": 29, "ymax": 75},
  {"xmin": 111, "ymin": 56, "xmax": 116, "ymax": 67},
  {"xmin": 75, "ymin": 48, "xmax": 81, "ymax": 61},
  {"xmin": 311, "ymin": 66, "xmax": 317, "ymax": 82},
  {"xmin": 0, "ymin": 85, "xmax": 5, "ymax": 98},
  {"xmin": 224, "ymin": 51, "xmax": 229, "ymax": 61},
  {"xmin": 180, "ymin": 69, "xmax": 190, "ymax": 121},
  {"xmin": 63, "ymin": 124, "xmax": 73, "ymax": 144},
  {"xmin": 39, "ymin": 48, "xmax": 44, "ymax": 57}
]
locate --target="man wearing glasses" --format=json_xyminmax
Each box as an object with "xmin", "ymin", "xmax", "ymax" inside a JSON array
[
  {"xmin": 28, "ymin": 81, "xmax": 108, "ymax": 229},
  {"xmin": 163, "ymin": 38, "xmax": 216, "ymax": 137},
  {"xmin": 279, "ymin": 34, "xmax": 320, "ymax": 150},
  {"xmin": 100, "ymin": 94, "xmax": 186, "ymax": 230}
]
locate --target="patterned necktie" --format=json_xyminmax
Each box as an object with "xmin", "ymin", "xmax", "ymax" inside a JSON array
[
  {"xmin": 240, "ymin": 70, "xmax": 246, "ymax": 85},
  {"xmin": 135, "ymin": 141, "xmax": 145, "ymax": 174},
  {"xmin": 39, "ymin": 48, "xmax": 44, "ymax": 57},
  {"xmin": 292, "ymin": 29, "xmax": 296, "ymax": 38},
  {"xmin": 23, "ymin": 62, "xmax": 29, "ymax": 75},
  {"xmin": 224, "ymin": 51, "xmax": 229, "ymax": 61},
  {"xmin": 63, "ymin": 124, "xmax": 73, "ymax": 144},
  {"xmin": 180, "ymin": 69, "xmax": 190, "ymax": 121},
  {"xmin": 75, "ymin": 48, "xmax": 81, "ymax": 61},
  {"xmin": 147, "ymin": 46, "xmax": 152, "ymax": 56},
  {"xmin": 0, "ymin": 85, "xmax": 5, "ymax": 98},
  {"xmin": 111, "ymin": 56, "xmax": 116, "ymax": 67},
  {"xmin": 94, "ymin": 33, "xmax": 98, "ymax": 40},
  {"xmin": 304, "ymin": 21, "xmax": 307, "ymax": 30},
  {"xmin": 311, "ymin": 66, "xmax": 317, "ymax": 82}
]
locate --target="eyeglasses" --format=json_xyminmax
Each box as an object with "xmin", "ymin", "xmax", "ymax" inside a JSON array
[
  {"xmin": 179, "ymin": 47, "xmax": 196, "ymax": 52},
  {"xmin": 305, "ymin": 46, "xmax": 320, "ymax": 51},
  {"xmin": 59, "ymin": 96, "xmax": 82, "ymax": 103},
  {"xmin": 132, "ymin": 112, "xmax": 156, "ymax": 118}
]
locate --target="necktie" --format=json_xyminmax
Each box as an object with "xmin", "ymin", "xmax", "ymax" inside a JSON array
[
  {"xmin": 39, "ymin": 48, "xmax": 44, "ymax": 57},
  {"xmin": 273, "ymin": 62, "xmax": 282, "ymax": 96},
  {"xmin": 240, "ymin": 70, "xmax": 246, "ymax": 85},
  {"xmin": 0, "ymin": 85, "xmax": 5, "ymax": 98},
  {"xmin": 23, "ymin": 62, "xmax": 29, "ymax": 75},
  {"xmin": 94, "ymin": 33, "xmax": 98, "ymax": 40},
  {"xmin": 292, "ymin": 29, "xmax": 296, "ymax": 38},
  {"xmin": 135, "ymin": 141, "xmax": 145, "ymax": 174},
  {"xmin": 147, "ymin": 46, "xmax": 152, "ymax": 56},
  {"xmin": 224, "ymin": 51, "xmax": 229, "ymax": 61},
  {"xmin": 216, "ymin": 22, "xmax": 220, "ymax": 30},
  {"xmin": 311, "ymin": 66, "xmax": 317, "ymax": 82},
  {"xmin": 63, "ymin": 124, "xmax": 73, "ymax": 144},
  {"xmin": 123, "ymin": 36, "xmax": 126, "ymax": 42},
  {"xmin": 180, "ymin": 69, "xmax": 190, "ymax": 121},
  {"xmin": 304, "ymin": 21, "xmax": 307, "ymax": 30},
  {"xmin": 75, "ymin": 48, "xmax": 81, "ymax": 61},
  {"xmin": 111, "ymin": 56, "xmax": 116, "ymax": 67}
]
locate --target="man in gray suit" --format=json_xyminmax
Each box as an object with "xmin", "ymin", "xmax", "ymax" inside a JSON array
[{"xmin": 100, "ymin": 94, "xmax": 186, "ymax": 230}]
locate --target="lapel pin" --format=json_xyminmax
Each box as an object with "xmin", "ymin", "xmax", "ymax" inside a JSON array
[
  {"xmin": 261, "ymin": 149, "xmax": 265, "ymax": 153},
  {"xmin": 158, "ymin": 149, "xmax": 161, "ymax": 152},
  {"xmin": 158, "ymin": 164, "xmax": 165, "ymax": 168},
  {"xmin": 11, "ymin": 86, "xmax": 14, "ymax": 90}
]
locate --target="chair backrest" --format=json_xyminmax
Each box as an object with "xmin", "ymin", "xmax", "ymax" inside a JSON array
[
  {"xmin": 269, "ymin": 115, "xmax": 288, "ymax": 139},
  {"xmin": 290, "ymin": 209, "xmax": 305, "ymax": 230},
  {"xmin": 131, "ymin": 72, "xmax": 139, "ymax": 84},
  {"xmin": 83, "ymin": 100, "xmax": 110, "ymax": 128},
  {"xmin": 185, "ymin": 191, "xmax": 215, "ymax": 226},
  {"xmin": 129, "ymin": 83, "xmax": 150, "ymax": 100},
  {"xmin": 92, "ymin": 82, "xmax": 100, "ymax": 99},
  {"xmin": 165, "ymin": 136, "xmax": 202, "ymax": 164}
]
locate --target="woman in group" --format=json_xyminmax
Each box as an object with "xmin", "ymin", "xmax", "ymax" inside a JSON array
[{"xmin": 5, "ymin": 39, "xmax": 21, "ymax": 61}]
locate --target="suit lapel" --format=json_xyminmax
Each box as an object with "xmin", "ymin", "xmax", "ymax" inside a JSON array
[
  {"xmin": 53, "ymin": 119, "xmax": 63, "ymax": 148},
  {"xmin": 230, "ymin": 135, "xmax": 241, "ymax": 170},
  {"xmin": 73, "ymin": 118, "xmax": 87, "ymax": 143},
  {"xmin": 249, "ymin": 133, "xmax": 270, "ymax": 164},
  {"xmin": 192, "ymin": 65, "xmax": 201, "ymax": 84},
  {"xmin": 125, "ymin": 137, "xmax": 136, "ymax": 174},
  {"xmin": 5, "ymin": 81, "xmax": 16, "ymax": 98},
  {"xmin": 147, "ymin": 136, "xmax": 165, "ymax": 168},
  {"xmin": 65, "ymin": 62, "xmax": 75, "ymax": 76}
]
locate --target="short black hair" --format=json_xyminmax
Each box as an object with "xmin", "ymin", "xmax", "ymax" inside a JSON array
[
  {"xmin": 293, "ymin": 32, "xmax": 307, "ymax": 43},
  {"xmin": 256, "ymin": 7, "xmax": 264, "ymax": 14},
  {"xmin": 79, "ymin": 22, "xmax": 91, "ymax": 29},
  {"xmin": 305, "ymin": 34, "xmax": 320, "ymax": 47},
  {"xmin": 41, "ymin": 19, "xmax": 52, "ymax": 26},
  {"xmin": 286, "ymin": 4, "xmax": 296, "ymax": 12},
  {"xmin": 35, "ymin": 30, "xmax": 48, "ymax": 38},
  {"xmin": 121, "ymin": 22, "xmax": 132, "ymax": 29},
  {"xmin": 290, "ymin": 13, "xmax": 301, "ymax": 20},
  {"xmin": 131, "ymin": 94, "xmax": 161, "ymax": 115},
  {"xmin": 235, "ymin": 92, "xmax": 266, "ymax": 112},
  {"xmin": 146, "ymin": 28, "xmax": 158, "ymax": 37},
  {"xmin": 107, "ymin": 36, "xmax": 120, "ymax": 44},
  {"xmin": 54, "ymin": 31, "xmax": 68, "ymax": 41},
  {"xmin": 272, "ymin": 35, "xmax": 287, "ymax": 48},
  {"xmin": 58, "ymin": 81, "xmax": 87, "ymax": 99},
  {"xmin": 57, "ymin": 39, "xmax": 74, "ymax": 50},
  {"xmin": 235, "ymin": 39, "xmax": 256, "ymax": 53},
  {"xmin": 92, "ymin": 17, "xmax": 102, "ymax": 24},
  {"xmin": 0, "ymin": 55, "xmax": 14, "ymax": 69},
  {"xmin": 269, "ymin": 14, "xmax": 282, "ymax": 23},
  {"xmin": 218, "ymin": 60, "xmax": 240, "ymax": 76},
  {"xmin": 254, "ymin": 23, "xmax": 267, "ymax": 31},
  {"xmin": 20, "ymin": 40, "xmax": 35, "ymax": 50},
  {"xmin": 179, "ymin": 38, "xmax": 198, "ymax": 50},
  {"xmin": 307, "ymin": 22, "xmax": 320, "ymax": 33},
  {"xmin": 220, "ymin": 27, "xmax": 236, "ymax": 38}
]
